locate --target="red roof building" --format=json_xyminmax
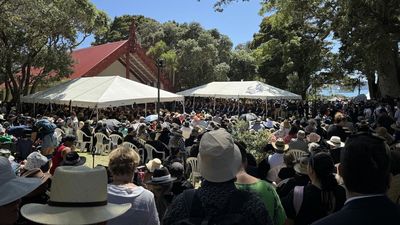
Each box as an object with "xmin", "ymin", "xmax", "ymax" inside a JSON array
[{"xmin": 68, "ymin": 22, "xmax": 173, "ymax": 91}]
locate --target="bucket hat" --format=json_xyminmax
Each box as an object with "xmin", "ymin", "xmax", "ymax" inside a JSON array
[
  {"xmin": 198, "ymin": 129, "xmax": 241, "ymax": 182},
  {"xmin": 0, "ymin": 157, "xmax": 41, "ymax": 206},
  {"xmin": 20, "ymin": 166, "xmax": 131, "ymax": 225}
]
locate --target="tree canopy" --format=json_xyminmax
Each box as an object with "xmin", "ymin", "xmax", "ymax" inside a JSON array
[{"xmin": 0, "ymin": 0, "xmax": 108, "ymax": 102}]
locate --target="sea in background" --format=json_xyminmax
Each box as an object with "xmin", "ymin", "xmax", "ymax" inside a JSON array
[{"xmin": 320, "ymin": 85, "xmax": 370, "ymax": 99}]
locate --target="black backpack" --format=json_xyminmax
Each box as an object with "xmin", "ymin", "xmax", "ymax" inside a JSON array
[{"xmin": 173, "ymin": 189, "xmax": 250, "ymax": 225}]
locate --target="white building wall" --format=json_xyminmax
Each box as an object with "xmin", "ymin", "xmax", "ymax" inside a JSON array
[{"xmin": 97, "ymin": 61, "xmax": 139, "ymax": 82}]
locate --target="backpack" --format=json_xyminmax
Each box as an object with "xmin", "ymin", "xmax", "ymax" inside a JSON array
[
  {"xmin": 173, "ymin": 189, "xmax": 250, "ymax": 225},
  {"xmin": 293, "ymin": 186, "xmax": 304, "ymax": 216},
  {"xmin": 35, "ymin": 119, "xmax": 57, "ymax": 136}
]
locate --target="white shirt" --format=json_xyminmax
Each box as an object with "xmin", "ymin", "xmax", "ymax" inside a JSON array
[{"xmin": 107, "ymin": 185, "xmax": 160, "ymax": 225}]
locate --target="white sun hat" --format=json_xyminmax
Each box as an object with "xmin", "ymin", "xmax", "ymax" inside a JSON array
[
  {"xmin": 327, "ymin": 136, "xmax": 345, "ymax": 148},
  {"xmin": 21, "ymin": 166, "xmax": 131, "ymax": 225},
  {"xmin": 198, "ymin": 129, "xmax": 241, "ymax": 182},
  {"xmin": 0, "ymin": 156, "xmax": 41, "ymax": 206}
]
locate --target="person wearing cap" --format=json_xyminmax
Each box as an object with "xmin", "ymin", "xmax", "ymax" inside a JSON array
[
  {"xmin": 236, "ymin": 142, "xmax": 286, "ymax": 225},
  {"xmin": 107, "ymin": 147, "xmax": 159, "ymax": 225},
  {"xmin": 21, "ymin": 165, "xmax": 131, "ymax": 225},
  {"xmin": 164, "ymin": 129, "xmax": 273, "ymax": 225},
  {"xmin": 312, "ymin": 134, "xmax": 400, "ymax": 225},
  {"xmin": 282, "ymin": 153, "xmax": 346, "ymax": 225},
  {"xmin": 0, "ymin": 157, "xmax": 41, "ymax": 225},
  {"xmin": 49, "ymin": 135, "xmax": 76, "ymax": 175},
  {"xmin": 289, "ymin": 130, "xmax": 308, "ymax": 152}
]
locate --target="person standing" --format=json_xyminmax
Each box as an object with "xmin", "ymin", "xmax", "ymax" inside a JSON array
[{"xmin": 312, "ymin": 134, "xmax": 400, "ymax": 225}]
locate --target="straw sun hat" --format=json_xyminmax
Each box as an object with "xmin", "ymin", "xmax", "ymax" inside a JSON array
[
  {"xmin": 272, "ymin": 138, "xmax": 289, "ymax": 152},
  {"xmin": 21, "ymin": 166, "xmax": 131, "ymax": 225}
]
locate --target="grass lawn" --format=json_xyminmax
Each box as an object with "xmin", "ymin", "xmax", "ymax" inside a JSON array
[{"xmin": 78, "ymin": 151, "xmax": 109, "ymax": 168}]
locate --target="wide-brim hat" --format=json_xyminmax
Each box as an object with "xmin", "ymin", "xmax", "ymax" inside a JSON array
[
  {"xmin": 21, "ymin": 166, "xmax": 130, "ymax": 225},
  {"xmin": 327, "ymin": 136, "xmax": 345, "ymax": 147},
  {"xmin": 272, "ymin": 138, "xmax": 289, "ymax": 152},
  {"xmin": 21, "ymin": 168, "xmax": 51, "ymax": 185},
  {"xmin": 0, "ymin": 157, "xmax": 42, "ymax": 206},
  {"xmin": 60, "ymin": 152, "xmax": 86, "ymax": 166},
  {"xmin": 198, "ymin": 129, "xmax": 241, "ymax": 182},
  {"xmin": 146, "ymin": 167, "xmax": 176, "ymax": 184},
  {"xmin": 294, "ymin": 157, "xmax": 309, "ymax": 175}
]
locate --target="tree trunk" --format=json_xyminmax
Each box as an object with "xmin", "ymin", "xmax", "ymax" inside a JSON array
[{"xmin": 377, "ymin": 46, "xmax": 400, "ymax": 98}]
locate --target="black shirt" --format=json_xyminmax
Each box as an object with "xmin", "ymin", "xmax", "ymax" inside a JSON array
[{"xmin": 282, "ymin": 184, "xmax": 346, "ymax": 225}]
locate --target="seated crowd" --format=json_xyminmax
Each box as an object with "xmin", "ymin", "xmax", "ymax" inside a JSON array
[{"xmin": 0, "ymin": 97, "xmax": 400, "ymax": 225}]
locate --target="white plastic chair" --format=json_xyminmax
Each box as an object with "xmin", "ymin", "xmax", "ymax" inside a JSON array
[
  {"xmin": 138, "ymin": 138, "xmax": 146, "ymax": 147},
  {"xmin": 288, "ymin": 149, "xmax": 307, "ymax": 161},
  {"xmin": 94, "ymin": 133, "xmax": 111, "ymax": 155},
  {"xmin": 122, "ymin": 142, "xmax": 144, "ymax": 164},
  {"xmin": 144, "ymin": 144, "xmax": 166, "ymax": 163},
  {"xmin": 76, "ymin": 129, "xmax": 92, "ymax": 152},
  {"xmin": 109, "ymin": 134, "xmax": 123, "ymax": 149},
  {"xmin": 186, "ymin": 157, "xmax": 201, "ymax": 187},
  {"xmin": 54, "ymin": 128, "xmax": 65, "ymax": 144},
  {"xmin": 122, "ymin": 141, "xmax": 138, "ymax": 150}
]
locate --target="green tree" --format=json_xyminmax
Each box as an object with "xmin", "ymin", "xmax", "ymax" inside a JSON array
[
  {"xmin": 0, "ymin": 0, "xmax": 108, "ymax": 102},
  {"xmin": 228, "ymin": 48, "xmax": 256, "ymax": 81},
  {"xmin": 333, "ymin": 0, "xmax": 400, "ymax": 98}
]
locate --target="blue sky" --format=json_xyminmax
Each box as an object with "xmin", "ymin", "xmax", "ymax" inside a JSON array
[{"xmin": 79, "ymin": 0, "xmax": 264, "ymax": 48}]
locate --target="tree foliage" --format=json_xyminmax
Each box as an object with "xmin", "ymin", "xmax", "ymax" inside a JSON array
[
  {"xmin": 0, "ymin": 0, "xmax": 108, "ymax": 102},
  {"xmin": 94, "ymin": 15, "xmax": 235, "ymax": 91}
]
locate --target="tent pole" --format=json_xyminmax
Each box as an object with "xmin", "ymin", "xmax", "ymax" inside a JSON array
[
  {"xmin": 145, "ymin": 103, "xmax": 147, "ymax": 116},
  {"xmin": 182, "ymin": 99, "xmax": 185, "ymax": 114},
  {"xmin": 193, "ymin": 96, "xmax": 195, "ymax": 112},
  {"xmin": 96, "ymin": 107, "xmax": 99, "ymax": 121},
  {"xmin": 33, "ymin": 102, "xmax": 36, "ymax": 117},
  {"xmin": 213, "ymin": 97, "xmax": 216, "ymax": 113},
  {"xmin": 265, "ymin": 98, "xmax": 268, "ymax": 118}
]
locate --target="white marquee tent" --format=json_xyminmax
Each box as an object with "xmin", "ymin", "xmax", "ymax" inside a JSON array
[
  {"xmin": 21, "ymin": 76, "xmax": 184, "ymax": 108},
  {"xmin": 177, "ymin": 81, "xmax": 302, "ymax": 99}
]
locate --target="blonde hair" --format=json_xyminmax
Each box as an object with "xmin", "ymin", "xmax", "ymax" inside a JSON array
[{"xmin": 108, "ymin": 146, "xmax": 140, "ymax": 176}]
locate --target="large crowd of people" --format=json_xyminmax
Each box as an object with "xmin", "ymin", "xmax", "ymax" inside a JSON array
[{"xmin": 0, "ymin": 97, "xmax": 400, "ymax": 225}]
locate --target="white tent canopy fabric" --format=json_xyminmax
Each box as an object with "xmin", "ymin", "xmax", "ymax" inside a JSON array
[
  {"xmin": 177, "ymin": 81, "xmax": 302, "ymax": 100},
  {"xmin": 21, "ymin": 76, "xmax": 184, "ymax": 108}
]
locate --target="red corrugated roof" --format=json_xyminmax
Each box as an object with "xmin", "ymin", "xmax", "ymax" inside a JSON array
[{"xmin": 70, "ymin": 40, "xmax": 128, "ymax": 79}]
